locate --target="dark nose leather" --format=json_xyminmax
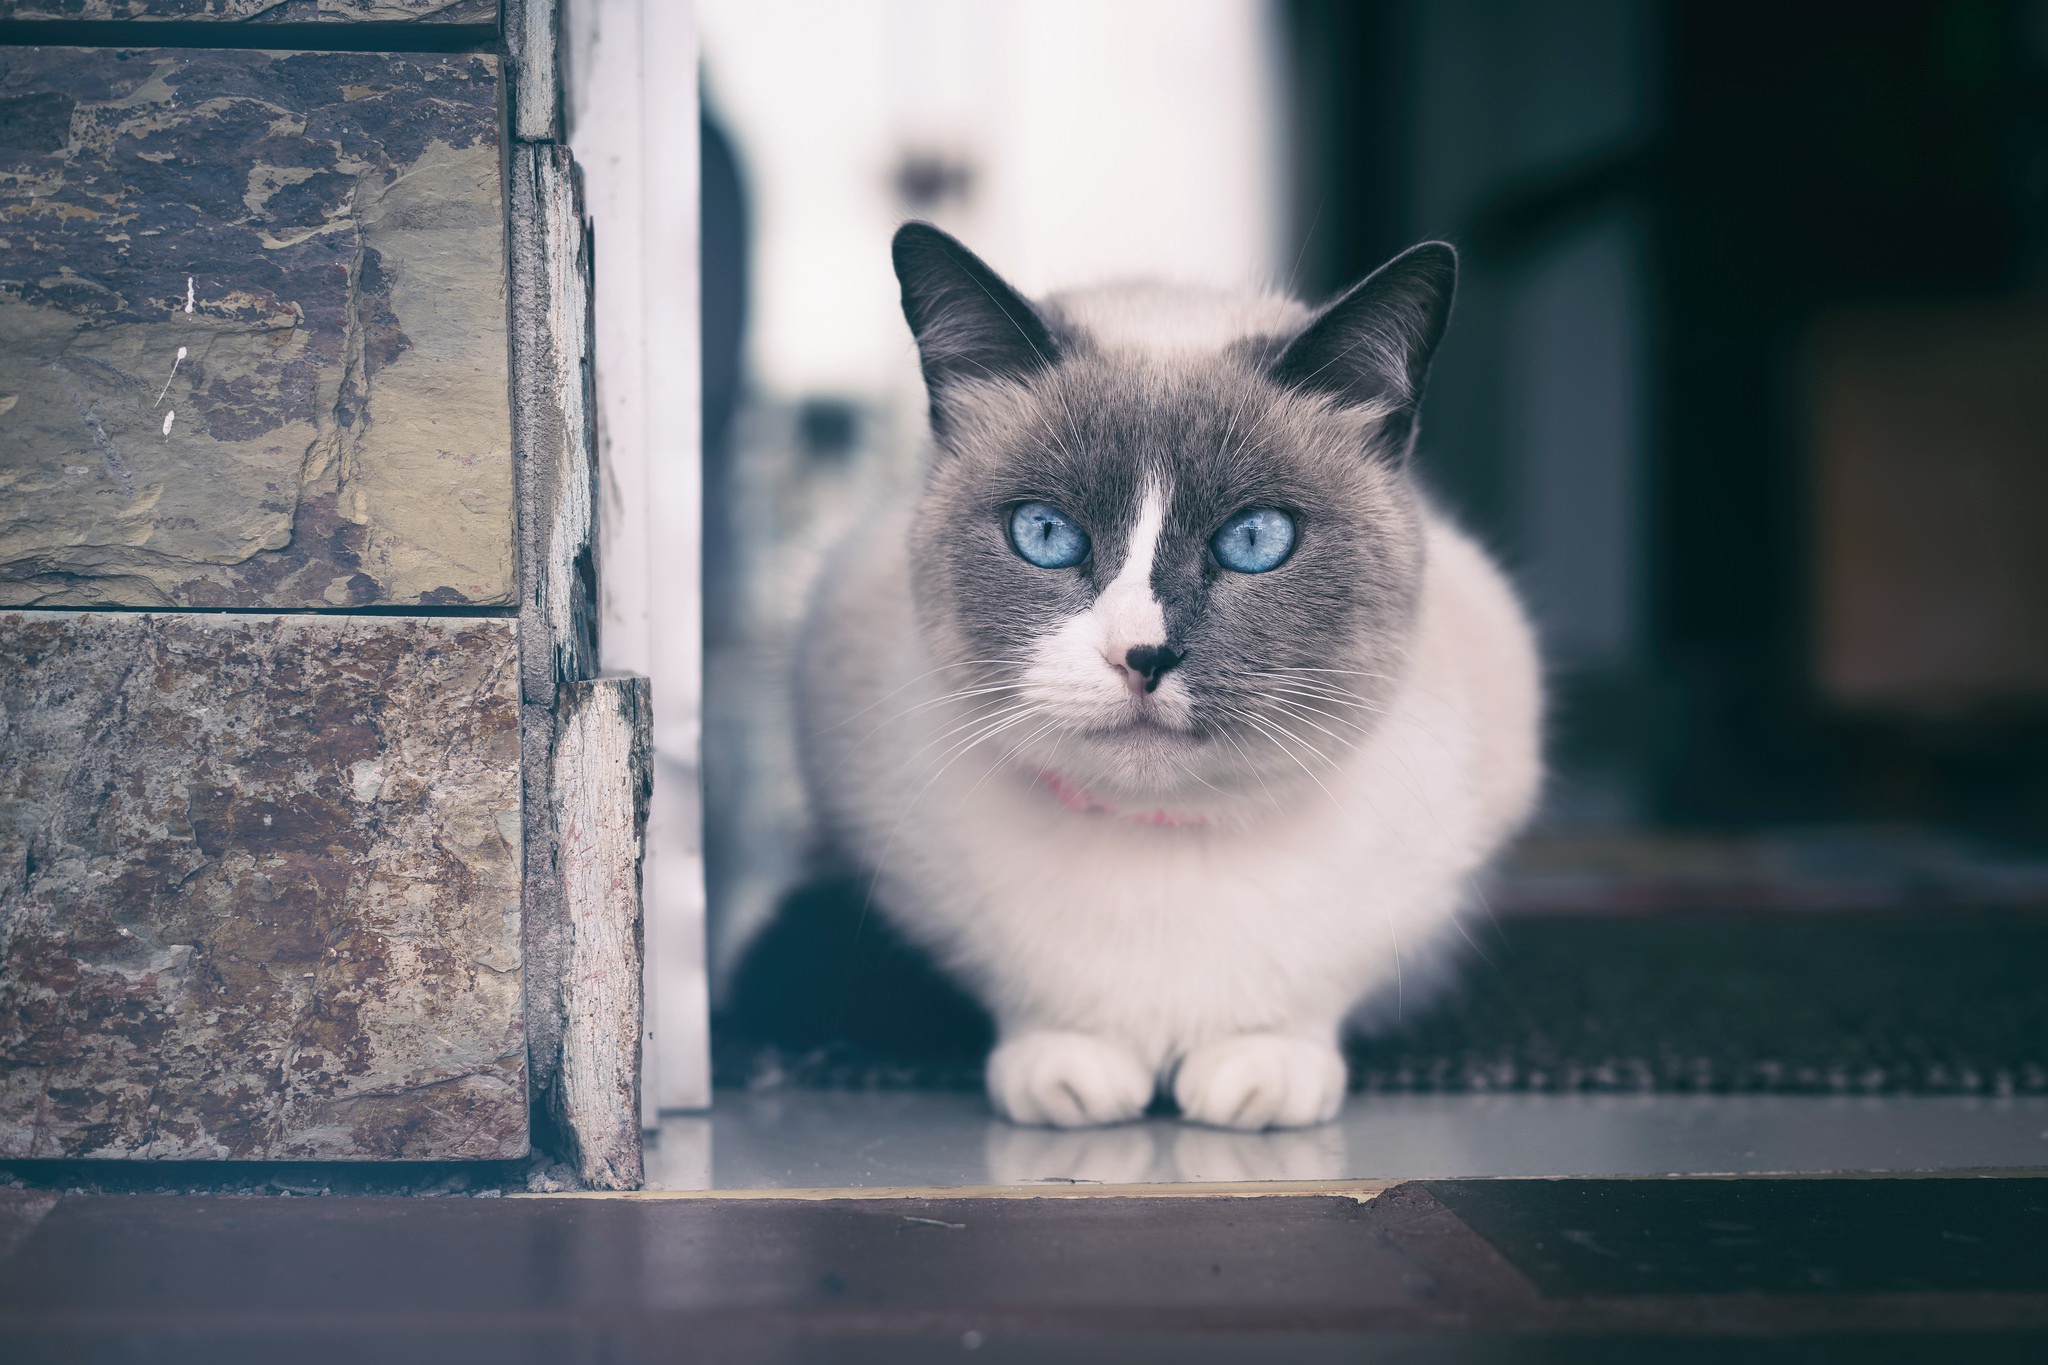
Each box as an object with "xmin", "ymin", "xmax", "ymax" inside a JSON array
[{"xmin": 1124, "ymin": 644, "xmax": 1185, "ymax": 693}]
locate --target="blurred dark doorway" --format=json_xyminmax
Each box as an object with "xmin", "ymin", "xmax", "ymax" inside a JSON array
[
  {"xmin": 1659, "ymin": 0, "xmax": 2048, "ymax": 836},
  {"xmin": 1289, "ymin": 0, "xmax": 2048, "ymax": 841}
]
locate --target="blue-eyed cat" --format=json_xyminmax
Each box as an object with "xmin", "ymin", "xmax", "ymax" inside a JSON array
[{"xmin": 796, "ymin": 223, "xmax": 1541, "ymax": 1129}]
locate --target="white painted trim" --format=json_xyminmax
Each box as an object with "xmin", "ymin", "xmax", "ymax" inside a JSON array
[{"xmin": 567, "ymin": 0, "xmax": 711, "ymax": 1115}]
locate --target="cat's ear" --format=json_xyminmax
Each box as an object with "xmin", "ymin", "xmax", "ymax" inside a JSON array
[
  {"xmin": 892, "ymin": 222, "xmax": 1060, "ymax": 437},
  {"xmin": 1272, "ymin": 242, "xmax": 1457, "ymax": 459}
]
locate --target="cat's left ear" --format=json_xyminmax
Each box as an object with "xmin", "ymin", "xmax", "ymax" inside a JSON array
[{"xmin": 1272, "ymin": 242, "xmax": 1457, "ymax": 460}]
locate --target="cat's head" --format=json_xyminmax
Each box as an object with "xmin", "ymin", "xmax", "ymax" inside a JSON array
[{"xmin": 893, "ymin": 223, "xmax": 1454, "ymax": 808}]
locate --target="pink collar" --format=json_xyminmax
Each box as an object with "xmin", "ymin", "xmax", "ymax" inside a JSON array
[{"xmin": 1032, "ymin": 768, "xmax": 1209, "ymax": 827}]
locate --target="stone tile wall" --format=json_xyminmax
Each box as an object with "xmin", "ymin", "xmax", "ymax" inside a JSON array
[
  {"xmin": 0, "ymin": 47, "xmax": 515, "ymax": 608},
  {"xmin": 0, "ymin": 612, "xmax": 526, "ymax": 1159},
  {"xmin": 0, "ymin": 17, "xmax": 545, "ymax": 1163}
]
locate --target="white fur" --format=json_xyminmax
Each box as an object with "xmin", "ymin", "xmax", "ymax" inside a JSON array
[{"xmin": 1048, "ymin": 281, "xmax": 1311, "ymax": 357}]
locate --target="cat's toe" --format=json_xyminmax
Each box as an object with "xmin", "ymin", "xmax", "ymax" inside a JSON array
[
  {"xmin": 986, "ymin": 1032, "xmax": 1154, "ymax": 1128},
  {"xmin": 1173, "ymin": 1035, "xmax": 1346, "ymax": 1131}
]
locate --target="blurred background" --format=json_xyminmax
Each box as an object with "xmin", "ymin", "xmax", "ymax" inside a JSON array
[{"xmin": 691, "ymin": 0, "xmax": 2048, "ymax": 1090}]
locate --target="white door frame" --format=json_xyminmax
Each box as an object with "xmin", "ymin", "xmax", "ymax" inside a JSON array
[{"xmin": 565, "ymin": 0, "xmax": 711, "ymax": 1117}]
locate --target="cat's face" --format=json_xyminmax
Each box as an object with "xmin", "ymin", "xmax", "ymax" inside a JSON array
[{"xmin": 893, "ymin": 226, "xmax": 1454, "ymax": 805}]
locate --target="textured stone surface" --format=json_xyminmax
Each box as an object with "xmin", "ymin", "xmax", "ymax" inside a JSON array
[
  {"xmin": 0, "ymin": 48, "xmax": 514, "ymax": 608},
  {"xmin": 549, "ymin": 674, "xmax": 650, "ymax": 1189},
  {"xmin": 0, "ymin": 611, "xmax": 526, "ymax": 1159},
  {"xmin": 0, "ymin": 2, "xmax": 495, "ymax": 21},
  {"xmin": 508, "ymin": 142, "xmax": 596, "ymax": 705}
]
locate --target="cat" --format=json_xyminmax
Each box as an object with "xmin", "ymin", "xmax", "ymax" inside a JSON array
[{"xmin": 795, "ymin": 223, "xmax": 1541, "ymax": 1130}]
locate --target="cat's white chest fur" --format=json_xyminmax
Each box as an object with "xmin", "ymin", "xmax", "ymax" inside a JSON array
[{"xmin": 799, "ymin": 506, "xmax": 1540, "ymax": 1129}]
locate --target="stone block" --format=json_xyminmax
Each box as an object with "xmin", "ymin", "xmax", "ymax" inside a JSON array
[
  {"xmin": 0, "ymin": 611, "xmax": 526, "ymax": 1159},
  {"xmin": 0, "ymin": 47, "xmax": 515, "ymax": 608}
]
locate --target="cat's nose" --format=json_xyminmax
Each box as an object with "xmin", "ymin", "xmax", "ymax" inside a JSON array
[{"xmin": 1122, "ymin": 644, "xmax": 1184, "ymax": 693}]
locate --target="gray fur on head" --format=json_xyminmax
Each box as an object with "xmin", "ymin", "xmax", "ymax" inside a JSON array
[{"xmin": 888, "ymin": 222, "xmax": 1460, "ymax": 801}]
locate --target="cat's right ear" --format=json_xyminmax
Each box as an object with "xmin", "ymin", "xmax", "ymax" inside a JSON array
[{"xmin": 892, "ymin": 222, "xmax": 1060, "ymax": 438}]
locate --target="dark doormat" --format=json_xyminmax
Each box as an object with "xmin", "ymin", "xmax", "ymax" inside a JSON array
[{"xmin": 717, "ymin": 877, "xmax": 2048, "ymax": 1098}]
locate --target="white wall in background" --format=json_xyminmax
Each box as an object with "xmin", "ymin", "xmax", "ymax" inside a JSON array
[
  {"xmin": 566, "ymin": 0, "xmax": 711, "ymax": 1116},
  {"xmin": 696, "ymin": 0, "xmax": 1288, "ymax": 405}
]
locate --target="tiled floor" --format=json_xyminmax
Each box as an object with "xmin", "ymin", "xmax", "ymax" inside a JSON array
[{"xmin": 647, "ymin": 1089, "xmax": 2048, "ymax": 1191}]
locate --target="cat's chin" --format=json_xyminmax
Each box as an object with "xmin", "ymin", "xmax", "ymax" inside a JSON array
[
  {"xmin": 1025, "ymin": 720, "xmax": 1216, "ymax": 802},
  {"xmin": 1030, "ymin": 716, "xmax": 1354, "ymax": 811}
]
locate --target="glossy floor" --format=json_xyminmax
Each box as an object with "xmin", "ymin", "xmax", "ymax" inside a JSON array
[{"xmin": 645, "ymin": 1090, "xmax": 2048, "ymax": 1190}]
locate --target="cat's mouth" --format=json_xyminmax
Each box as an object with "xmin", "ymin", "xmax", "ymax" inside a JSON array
[{"xmin": 1084, "ymin": 714, "xmax": 1192, "ymax": 738}]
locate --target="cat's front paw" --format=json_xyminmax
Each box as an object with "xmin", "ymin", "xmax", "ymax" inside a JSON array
[
  {"xmin": 1173, "ymin": 1035, "xmax": 1346, "ymax": 1130},
  {"xmin": 986, "ymin": 1032, "xmax": 1154, "ymax": 1128}
]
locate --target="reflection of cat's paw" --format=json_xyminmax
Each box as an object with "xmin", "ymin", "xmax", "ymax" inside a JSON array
[
  {"xmin": 1173, "ymin": 1035, "xmax": 1346, "ymax": 1131},
  {"xmin": 987, "ymin": 1032, "xmax": 1154, "ymax": 1128},
  {"xmin": 1168, "ymin": 1122, "xmax": 1347, "ymax": 1182},
  {"xmin": 985, "ymin": 1122, "xmax": 1159, "ymax": 1185}
]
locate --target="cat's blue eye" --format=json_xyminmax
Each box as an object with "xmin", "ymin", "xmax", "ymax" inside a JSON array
[
  {"xmin": 1211, "ymin": 507, "xmax": 1297, "ymax": 574},
  {"xmin": 1008, "ymin": 501, "xmax": 1090, "ymax": 569}
]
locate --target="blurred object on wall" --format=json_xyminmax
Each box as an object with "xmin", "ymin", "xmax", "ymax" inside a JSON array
[
  {"xmin": 1812, "ymin": 305, "xmax": 2048, "ymax": 716},
  {"xmin": 1655, "ymin": 0, "xmax": 2048, "ymax": 831}
]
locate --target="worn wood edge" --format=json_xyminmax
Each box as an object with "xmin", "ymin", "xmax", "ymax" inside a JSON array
[
  {"xmin": 537, "ymin": 149, "xmax": 596, "ymax": 701},
  {"xmin": 508, "ymin": 142, "xmax": 598, "ymax": 710},
  {"xmin": 509, "ymin": 141, "xmax": 597, "ymax": 1168},
  {"xmin": 508, "ymin": 48, "xmax": 605, "ymax": 1186},
  {"xmin": 503, "ymin": 0, "xmax": 560, "ymax": 143},
  {"xmin": 547, "ymin": 674, "xmax": 651, "ymax": 1190},
  {"xmin": 518, "ymin": 700, "xmax": 565, "ymax": 1142},
  {"xmin": 509, "ymin": 1179, "xmax": 1399, "ymax": 1203}
]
